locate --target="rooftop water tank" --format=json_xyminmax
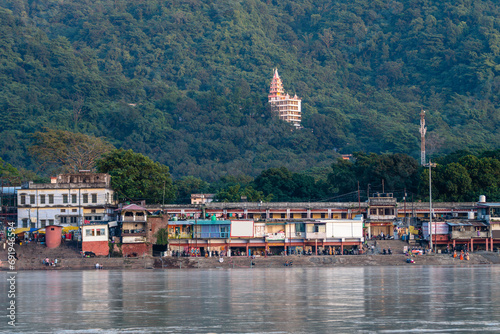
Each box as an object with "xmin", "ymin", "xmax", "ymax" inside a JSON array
[
  {"xmin": 479, "ymin": 195, "xmax": 486, "ymax": 203},
  {"xmin": 468, "ymin": 211, "xmax": 475, "ymax": 219}
]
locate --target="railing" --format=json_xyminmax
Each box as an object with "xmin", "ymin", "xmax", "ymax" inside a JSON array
[{"xmin": 168, "ymin": 233, "xmax": 192, "ymax": 239}]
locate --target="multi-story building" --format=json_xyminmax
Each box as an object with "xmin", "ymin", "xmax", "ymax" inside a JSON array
[
  {"xmin": 118, "ymin": 203, "xmax": 151, "ymax": 257},
  {"xmin": 17, "ymin": 172, "xmax": 116, "ymax": 228},
  {"xmin": 268, "ymin": 68, "xmax": 301, "ymax": 128}
]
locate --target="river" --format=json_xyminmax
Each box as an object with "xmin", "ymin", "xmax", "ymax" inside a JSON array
[{"xmin": 1, "ymin": 266, "xmax": 500, "ymax": 333}]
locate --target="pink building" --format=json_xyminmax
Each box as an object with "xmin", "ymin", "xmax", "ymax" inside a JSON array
[{"xmin": 268, "ymin": 69, "xmax": 302, "ymax": 128}]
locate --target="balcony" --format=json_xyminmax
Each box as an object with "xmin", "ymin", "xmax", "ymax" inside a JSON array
[
  {"xmin": 168, "ymin": 233, "xmax": 192, "ymax": 239},
  {"xmin": 266, "ymin": 232, "xmax": 285, "ymax": 241},
  {"xmin": 122, "ymin": 230, "xmax": 146, "ymax": 237},
  {"xmin": 305, "ymin": 232, "xmax": 327, "ymax": 240},
  {"xmin": 121, "ymin": 217, "xmax": 147, "ymax": 223},
  {"xmin": 122, "ymin": 235, "xmax": 147, "ymax": 243},
  {"xmin": 450, "ymin": 231, "xmax": 489, "ymax": 239}
]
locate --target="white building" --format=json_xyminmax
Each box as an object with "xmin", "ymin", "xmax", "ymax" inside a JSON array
[{"xmin": 17, "ymin": 172, "xmax": 116, "ymax": 228}]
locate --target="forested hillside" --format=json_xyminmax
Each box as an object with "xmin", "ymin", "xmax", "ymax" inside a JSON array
[{"xmin": 1, "ymin": 0, "xmax": 500, "ymax": 180}]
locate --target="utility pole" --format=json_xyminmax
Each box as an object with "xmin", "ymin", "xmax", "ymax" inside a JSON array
[
  {"xmin": 357, "ymin": 181, "xmax": 361, "ymax": 215},
  {"xmin": 425, "ymin": 161, "xmax": 437, "ymax": 251},
  {"xmin": 404, "ymin": 188, "xmax": 407, "ymax": 226},
  {"xmin": 420, "ymin": 109, "xmax": 427, "ymax": 166}
]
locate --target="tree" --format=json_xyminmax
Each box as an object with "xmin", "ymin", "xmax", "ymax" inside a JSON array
[
  {"xmin": 96, "ymin": 149, "xmax": 175, "ymax": 204},
  {"xmin": 30, "ymin": 129, "xmax": 114, "ymax": 173},
  {"xmin": 215, "ymin": 184, "xmax": 272, "ymax": 202},
  {"xmin": 155, "ymin": 228, "xmax": 169, "ymax": 246},
  {"xmin": 174, "ymin": 176, "xmax": 210, "ymax": 204}
]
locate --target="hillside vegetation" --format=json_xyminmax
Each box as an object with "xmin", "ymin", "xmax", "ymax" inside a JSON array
[{"xmin": 1, "ymin": 0, "xmax": 500, "ymax": 180}]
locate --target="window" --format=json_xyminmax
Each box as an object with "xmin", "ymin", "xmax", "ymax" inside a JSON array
[
  {"xmin": 20, "ymin": 195, "xmax": 26, "ymax": 205},
  {"xmin": 248, "ymin": 213, "xmax": 254, "ymax": 219},
  {"xmin": 60, "ymin": 217, "xmax": 67, "ymax": 224},
  {"xmin": 72, "ymin": 209, "xmax": 77, "ymax": 212},
  {"xmin": 85, "ymin": 216, "xmax": 92, "ymax": 221},
  {"xmin": 61, "ymin": 209, "xmax": 66, "ymax": 212},
  {"xmin": 91, "ymin": 194, "xmax": 97, "ymax": 203},
  {"xmin": 269, "ymin": 213, "xmax": 274, "ymax": 219},
  {"xmin": 94, "ymin": 216, "xmax": 102, "ymax": 221},
  {"xmin": 30, "ymin": 195, "xmax": 35, "ymax": 204},
  {"xmin": 41, "ymin": 220, "xmax": 46, "ymax": 228},
  {"xmin": 91, "ymin": 209, "xmax": 96, "ymax": 213},
  {"xmin": 71, "ymin": 194, "xmax": 77, "ymax": 204},
  {"xmin": 70, "ymin": 217, "xmax": 78, "ymax": 224},
  {"xmin": 22, "ymin": 219, "xmax": 28, "ymax": 228},
  {"xmin": 48, "ymin": 219, "xmax": 54, "ymax": 225},
  {"xmin": 281, "ymin": 213, "xmax": 286, "ymax": 219},
  {"xmin": 63, "ymin": 194, "xmax": 68, "ymax": 204},
  {"xmin": 83, "ymin": 194, "xmax": 88, "ymax": 204},
  {"xmin": 97, "ymin": 228, "xmax": 105, "ymax": 236},
  {"xmin": 370, "ymin": 209, "xmax": 377, "ymax": 215},
  {"xmin": 40, "ymin": 195, "xmax": 45, "ymax": 204},
  {"xmin": 86, "ymin": 229, "xmax": 94, "ymax": 237},
  {"xmin": 321, "ymin": 213, "xmax": 326, "ymax": 219},
  {"xmin": 48, "ymin": 194, "xmax": 54, "ymax": 204},
  {"xmin": 301, "ymin": 213, "xmax": 307, "ymax": 219},
  {"xmin": 341, "ymin": 213, "xmax": 347, "ymax": 219},
  {"xmin": 30, "ymin": 221, "xmax": 36, "ymax": 228},
  {"xmin": 295, "ymin": 223, "xmax": 305, "ymax": 232}
]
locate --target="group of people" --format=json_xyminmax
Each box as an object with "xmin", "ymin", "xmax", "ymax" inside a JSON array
[
  {"xmin": 42, "ymin": 258, "xmax": 56, "ymax": 267},
  {"xmin": 95, "ymin": 263, "xmax": 104, "ymax": 269},
  {"xmin": 452, "ymin": 250, "xmax": 470, "ymax": 261}
]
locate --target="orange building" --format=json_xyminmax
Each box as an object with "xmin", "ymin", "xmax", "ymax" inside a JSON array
[{"xmin": 268, "ymin": 69, "xmax": 301, "ymax": 128}]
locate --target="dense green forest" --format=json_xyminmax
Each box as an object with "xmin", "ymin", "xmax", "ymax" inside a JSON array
[{"xmin": 1, "ymin": 0, "xmax": 500, "ymax": 182}]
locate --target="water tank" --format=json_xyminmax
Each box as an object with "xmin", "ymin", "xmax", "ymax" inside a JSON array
[
  {"xmin": 45, "ymin": 225, "xmax": 63, "ymax": 249},
  {"xmin": 468, "ymin": 211, "xmax": 475, "ymax": 219},
  {"xmin": 479, "ymin": 195, "xmax": 486, "ymax": 203}
]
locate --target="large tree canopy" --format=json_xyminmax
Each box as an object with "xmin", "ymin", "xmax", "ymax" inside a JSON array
[
  {"xmin": 1, "ymin": 1, "xmax": 500, "ymax": 180},
  {"xmin": 96, "ymin": 149, "xmax": 175, "ymax": 204},
  {"xmin": 30, "ymin": 129, "xmax": 114, "ymax": 173}
]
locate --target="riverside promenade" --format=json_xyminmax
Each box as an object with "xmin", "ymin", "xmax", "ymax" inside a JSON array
[{"xmin": 2, "ymin": 240, "xmax": 500, "ymax": 270}]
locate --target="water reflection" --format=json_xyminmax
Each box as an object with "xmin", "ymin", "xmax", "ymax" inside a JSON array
[{"xmin": 1, "ymin": 266, "xmax": 500, "ymax": 333}]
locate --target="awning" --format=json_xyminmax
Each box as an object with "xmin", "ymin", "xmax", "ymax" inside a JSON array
[
  {"xmin": 13, "ymin": 228, "xmax": 30, "ymax": 234},
  {"xmin": 62, "ymin": 226, "xmax": 79, "ymax": 233},
  {"xmin": 35, "ymin": 228, "xmax": 46, "ymax": 234}
]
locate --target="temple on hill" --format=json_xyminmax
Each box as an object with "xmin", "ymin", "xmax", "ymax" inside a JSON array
[{"xmin": 268, "ymin": 69, "xmax": 302, "ymax": 128}]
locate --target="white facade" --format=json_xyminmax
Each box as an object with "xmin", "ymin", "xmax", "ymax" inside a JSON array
[
  {"xmin": 17, "ymin": 172, "xmax": 115, "ymax": 228},
  {"xmin": 322, "ymin": 219, "xmax": 364, "ymax": 239},
  {"xmin": 230, "ymin": 220, "xmax": 254, "ymax": 238},
  {"xmin": 82, "ymin": 224, "xmax": 109, "ymax": 242}
]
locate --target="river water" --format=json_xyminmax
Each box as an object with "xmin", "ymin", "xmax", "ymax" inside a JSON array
[{"xmin": 1, "ymin": 266, "xmax": 500, "ymax": 333}]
